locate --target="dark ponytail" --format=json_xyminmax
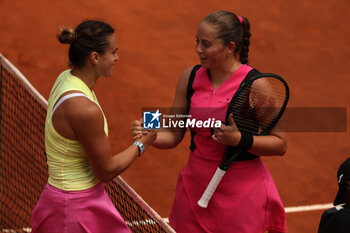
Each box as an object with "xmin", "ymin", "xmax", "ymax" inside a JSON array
[
  {"xmin": 203, "ymin": 10, "xmax": 251, "ymax": 64},
  {"xmin": 239, "ymin": 16, "xmax": 251, "ymax": 64}
]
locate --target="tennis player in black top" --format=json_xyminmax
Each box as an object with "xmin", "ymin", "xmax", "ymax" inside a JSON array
[{"xmin": 318, "ymin": 157, "xmax": 350, "ymax": 233}]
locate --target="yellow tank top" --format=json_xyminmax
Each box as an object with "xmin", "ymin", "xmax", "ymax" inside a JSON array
[{"xmin": 45, "ymin": 70, "xmax": 108, "ymax": 191}]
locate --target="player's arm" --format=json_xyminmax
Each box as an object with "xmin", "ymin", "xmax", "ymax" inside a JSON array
[
  {"xmin": 248, "ymin": 128, "xmax": 287, "ymax": 156},
  {"xmin": 213, "ymin": 114, "xmax": 287, "ymax": 156},
  {"xmin": 132, "ymin": 67, "xmax": 193, "ymax": 149},
  {"xmin": 248, "ymin": 79, "xmax": 287, "ymax": 156},
  {"xmin": 151, "ymin": 67, "xmax": 193, "ymax": 149},
  {"xmin": 65, "ymin": 97, "xmax": 156, "ymax": 182}
]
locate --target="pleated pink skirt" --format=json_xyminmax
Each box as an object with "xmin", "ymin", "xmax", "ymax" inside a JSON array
[
  {"xmin": 169, "ymin": 156, "xmax": 286, "ymax": 233},
  {"xmin": 31, "ymin": 182, "xmax": 131, "ymax": 233}
]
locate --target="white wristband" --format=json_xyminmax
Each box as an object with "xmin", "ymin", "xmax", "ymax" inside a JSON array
[{"xmin": 133, "ymin": 141, "xmax": 145, "ymax": 156}]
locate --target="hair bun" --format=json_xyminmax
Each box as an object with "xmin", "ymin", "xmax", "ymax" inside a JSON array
[{"xmin": 58, "ymin": 27, "xmax": 76, "ymax": 44}]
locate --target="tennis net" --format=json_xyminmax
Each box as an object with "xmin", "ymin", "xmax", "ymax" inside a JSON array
[{"xmin": 0, "ymin": 54, "xmax": 175, "ymax": 233}]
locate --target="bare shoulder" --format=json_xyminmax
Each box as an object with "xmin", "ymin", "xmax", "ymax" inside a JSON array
[
  {"xmin": 171, "ymin": 66, "xmax": 198, "ymax": 109},
  {"xmin": 251, "ymin": 78, "xmax": 270, "ymax": 89},
  {"xmin": 176, "ymin": 66, "xmax": 197, "ymax": 91},
  {"xmin": 179, "ymin": 66, "xmax": 196, "ymax": 83},
  {"xmin": 62, "ymin": 95, "xmax": 104, "ymax": 127}
]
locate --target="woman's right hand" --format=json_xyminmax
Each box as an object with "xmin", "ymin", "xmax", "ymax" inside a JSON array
[
  {"xmin": 131, "ymin": 119, "xmax": 157, "ymax": 146},
  {"xmin": 131, "ymin": 119, "xmax": 146, "ymax": 140}
]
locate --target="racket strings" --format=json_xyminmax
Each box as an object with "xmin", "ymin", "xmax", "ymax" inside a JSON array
[{"xmin": 230, "ymin": 77, "xmax": 287, "ymax": 135}]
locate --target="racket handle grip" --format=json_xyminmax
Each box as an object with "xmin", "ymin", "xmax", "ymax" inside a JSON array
[{"xmin": 197, "ymin": 167, "xmax": 226, "ymax": 208}]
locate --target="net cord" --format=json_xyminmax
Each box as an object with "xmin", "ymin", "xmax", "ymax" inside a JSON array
[
  {"xmin": 0, "ymin": 54, "xmax": 48, "ymax": 109},
  {"xmin": 115, "ymin": 176, "xmax": 176, "ymax": 233}
]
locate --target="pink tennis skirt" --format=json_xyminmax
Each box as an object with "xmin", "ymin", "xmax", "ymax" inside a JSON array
[
  {"xmin": 169, "ymin": 156, "xmax": 286, "ymax": 233},
  {"xmin": 31, "ymin": 182, "xmax": 131, "ymax": 233}
]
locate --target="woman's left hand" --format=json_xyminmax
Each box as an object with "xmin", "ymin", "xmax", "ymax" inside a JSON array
[{"xmin": 211, "ymin": 113, "xmax": 241, "ymax": 147}]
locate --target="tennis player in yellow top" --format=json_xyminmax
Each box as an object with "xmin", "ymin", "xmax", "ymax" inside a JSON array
[{"xmin": 31, "ymin": 20, "xmax": 157, "ymax": 233}]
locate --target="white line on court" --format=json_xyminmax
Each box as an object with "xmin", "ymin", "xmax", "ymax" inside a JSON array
[
  {"xmin": 1, "ymin": 228, "xmax": 31, "ymax": 232},
  {"xmin": 161, "ymin": 203, "xmax": 335, "ymax": 223},
  {"xmin": 284, "ymin": 203, "xmax": 334, "ymax": 213}
]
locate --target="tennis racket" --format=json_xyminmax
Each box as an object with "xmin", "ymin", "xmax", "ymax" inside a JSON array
[{"xmin": 197, "ymin": 73, "xmax": 290, "ymax": 208}]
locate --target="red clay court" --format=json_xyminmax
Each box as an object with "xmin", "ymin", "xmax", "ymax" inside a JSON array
[{"xmin": 1, "ymin": 0, "xmax": 350, "ymax": 232}]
